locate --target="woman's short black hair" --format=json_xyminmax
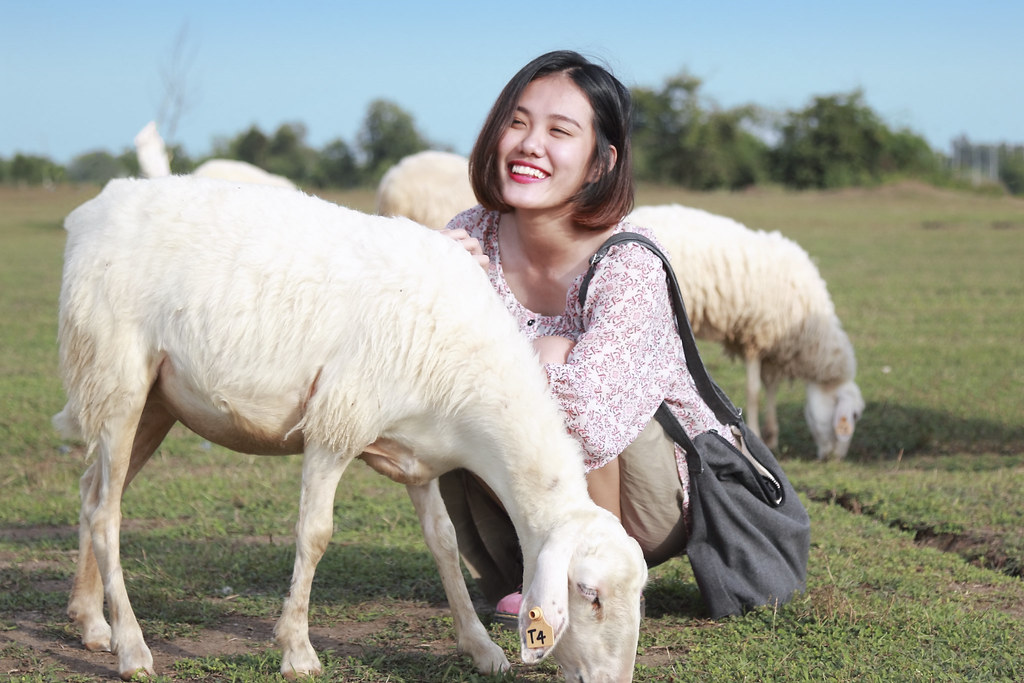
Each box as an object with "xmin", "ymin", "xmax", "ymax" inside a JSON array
[{"xmin": 469, "ymin": 50, "xmax": 634, "ymax": 228}]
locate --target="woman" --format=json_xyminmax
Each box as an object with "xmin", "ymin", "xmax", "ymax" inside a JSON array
[{"xmin": 440, "ymin": 50, "xmax": 737, "ymax": 625}]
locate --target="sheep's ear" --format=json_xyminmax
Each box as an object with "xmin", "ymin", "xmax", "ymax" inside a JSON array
[{"xmin": 519, "ymin": 537, "xmax": 573, "ymax": 663}]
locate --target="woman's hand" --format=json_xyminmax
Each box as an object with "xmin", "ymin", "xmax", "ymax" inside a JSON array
[{"xmin": 443, "ymin": 228, "xmax": 489, "ymax": 270}]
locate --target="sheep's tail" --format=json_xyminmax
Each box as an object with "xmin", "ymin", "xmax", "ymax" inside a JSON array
[
  {"xmin": 53, "ymin": 404, "xmax": 98, "ymax": 461},
  {"xmin": 52, "ymin": 403, "xmax": 80, "ymax": 439}
]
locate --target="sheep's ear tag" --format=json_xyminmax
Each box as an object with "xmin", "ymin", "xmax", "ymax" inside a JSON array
[
  {"xmin": 525, "ymin": 606, "xmax": 553, "ymax": 650},
  {"xmin": 836, "ymin": 415, "xmax": 853, "ymax": 437}
]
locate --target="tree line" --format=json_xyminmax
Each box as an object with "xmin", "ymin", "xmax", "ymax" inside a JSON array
[{"xmin": 2, "ymin": 71, "xmax": 1021, "ymax": 195}]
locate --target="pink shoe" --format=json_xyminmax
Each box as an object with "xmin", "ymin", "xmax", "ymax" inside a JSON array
[{"xmin": 493, "ymin": 591, "xmax": 522, "ymax": 630}]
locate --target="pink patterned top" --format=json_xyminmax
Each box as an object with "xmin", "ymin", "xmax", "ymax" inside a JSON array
[{"xmin": 448, "ymin": 206, "xmax": 738, "ymax": 498}]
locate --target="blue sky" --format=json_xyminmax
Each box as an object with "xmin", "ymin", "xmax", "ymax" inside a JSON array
[{"xmin": 2, "ymin": 0, "xmax": 1021, "ymax": 164}]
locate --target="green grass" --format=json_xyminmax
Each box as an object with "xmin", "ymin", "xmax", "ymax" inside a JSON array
[{"xmin": 1, "ymin": 182, "xmax": 1023, "ymax": 681}]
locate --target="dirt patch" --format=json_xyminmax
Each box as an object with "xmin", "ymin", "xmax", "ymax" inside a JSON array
[
  {"xmin": 0, "ymin": 523, "xmax": 686, "ymax": 680},
  {"xmin": 911, "ymin": 526, "xmax": 1021, "ymax": 578},
  {"xmin": 809, "ymin": 491, "xmax": 1022, "ymax": 580},
  {"xmin": 1, "ymin": 607, "xmax": 679, "ymax": 680},
  {"xmin": 1, "ymin": 606, "xmax": 462, "ymax": 681}
]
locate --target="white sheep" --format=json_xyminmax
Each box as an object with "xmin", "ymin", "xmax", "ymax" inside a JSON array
[
  {"xmin": 628, "ymin": 204, "xmax": 865, "ymax": 460},
  {"xmin": 375, "ymin": 150, "xmax": 478, "ymax": 229},
  {"xmin": 55, "ymin": 176, "xmax": 646, "ymax": 682},
  {"xmin": 133, "ymin": 120, "xmax": 296, "ymax": 189}
]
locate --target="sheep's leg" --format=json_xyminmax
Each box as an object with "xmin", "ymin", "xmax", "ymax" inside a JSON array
[
  {"xmin": 762, "ymin": 376, "xmax": 781, "ymax": 450},
  {"xmin": 68, "ymin": 459, "xmax": 110, "ymax": 652},
  {"xmin": 68, "ymin": 398, "xmax": 176, "ymax": 657},
  {"xmin": 407, "ymin": 481, "xmax": 510, "ymax": 674},
  {"xmin": 77, "ymin": 403, "xmax": 158, "ymax": 681},
  {"xmin": 744, "ymin": 353, "xmax": 762, "ymax": 437},
  {"xmin": 276, "ymin": 446, "xmax": 352, "ymax": 680}
]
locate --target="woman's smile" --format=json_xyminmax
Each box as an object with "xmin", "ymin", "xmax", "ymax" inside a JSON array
[{"xmin": 509, "ymin": 162, "xmax": 550, "ymax": 182}]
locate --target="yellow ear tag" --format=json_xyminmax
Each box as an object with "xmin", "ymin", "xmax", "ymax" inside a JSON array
[
  {"xmin": 836, "ymin": 415, "xmax": 853, "ymax": 437},
  {"xmin": 525, "ymin": 606, "xmax": 553, "ymax": 649}
]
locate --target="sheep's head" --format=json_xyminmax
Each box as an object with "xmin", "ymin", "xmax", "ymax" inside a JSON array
[
  {"xmin": 518, "ymin": 511, "xmax": 647, "ymax": 682},
  {"xmin": 805, "ymin": 380, "xmax": 865, "ymax": 460}
]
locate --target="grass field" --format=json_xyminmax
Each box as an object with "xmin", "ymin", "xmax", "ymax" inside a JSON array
[{"xmin": 1, "ymin": 181, "xmax": 1022, "ymax": 681}]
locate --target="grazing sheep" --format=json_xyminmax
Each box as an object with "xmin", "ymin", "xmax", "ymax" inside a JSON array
[
  {"xmin": 628, "ymin": 204, "xmax": 864, "ymax": 460},
  {"xmin": 133, "ymin": 120, "xmax": 296, "ymax": 189},
  {"xmin": 55, "ymin": 176, "xmax": 646, "ymax": 682},
  {"xmin": 375, "ymin": 150, "xmax": 478, "ymax": 229}
]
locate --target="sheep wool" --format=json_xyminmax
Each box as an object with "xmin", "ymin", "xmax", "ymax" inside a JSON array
[{"xmin": 375, "ymin": 150, "xmax": 478, "ymax": 229}]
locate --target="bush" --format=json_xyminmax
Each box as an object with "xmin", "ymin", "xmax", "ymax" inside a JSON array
[
  {"xmin": 999, "ymin": 146, "xmax": 1024, "ymax": 195},
  {"xmin": 66, "ymin": 150, "xmax": 128, "ymax": 184}
]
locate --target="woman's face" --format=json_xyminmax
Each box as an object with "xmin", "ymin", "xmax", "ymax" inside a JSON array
[{"xmin": 496, "ymin": 73, "xmax": 604, "ymax": 214}]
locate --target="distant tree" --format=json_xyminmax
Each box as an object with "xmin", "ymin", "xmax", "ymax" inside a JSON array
[
  {"xmin": 229, "ymin": 126, "xmax": 270, "ymax": 167},
  {"xmin": 117, "ymin": 149, "xmax": 140, "ymax": 178},
  {"xmin": 0, "ymin": 156, "xmax": 8, "ymax": 182},
  {"xmin": 770, "ymin": 90, "xmax": 889, "ymax": 189},
  {"xmin": 690, "ymin": 106, "xmax": 770, "ymax": 189},
  {"xmin": 313, "ymin": 138, "xmax": 360, "ymax": 188},
  {"xmin": 631, "ymin": 71, "xmax": 702, "ymax": 184},
  {"xmin": 266, "ymin": 122, "xmax": 317, "ymax": 182},
  {"xmin": 166, "ymin": 144, "xmax": 194, "ymax": 174},
  {"xmin": 67, "ymin": 151, "xmax": 127, "ymax": 184},
  {"xmin": 631, "ymin": 71, "xmax": 767, "ymax": 189},
  {"xmin": 9, "ymin": 154, "xmax": 64, "ymax": 185},
  {"xmin": 882, "ymin": 128, "xmax": 945, "ymax": 178},
  {"xmin": 205, "ymin": 123, "xmax": 317, "ymax": 183},
  {"xmin": 357, "ymin": 99, "xmax": 429, "ymax": 181}
]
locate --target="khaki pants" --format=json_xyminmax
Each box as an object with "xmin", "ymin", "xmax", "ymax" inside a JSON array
[{"xmin": 438, "ymin": 419, "xmax": 687, "ymax": 605}]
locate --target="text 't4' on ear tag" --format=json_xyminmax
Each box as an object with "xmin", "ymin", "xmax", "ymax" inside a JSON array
[{"xmin": 525, "ymin": 606, "xmax": 553, "ymax": 649}]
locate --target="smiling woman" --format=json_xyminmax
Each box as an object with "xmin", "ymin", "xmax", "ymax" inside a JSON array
[{"xmin": 438, "ymin": 51, "xmax": 757, "ymax": 648}]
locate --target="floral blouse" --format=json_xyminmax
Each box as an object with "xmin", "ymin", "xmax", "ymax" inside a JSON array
[{"xmin": 446, "ymin": 205, "xmax": 737, "ymax": 495}]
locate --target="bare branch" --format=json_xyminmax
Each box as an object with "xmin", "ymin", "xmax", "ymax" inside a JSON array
[{"xmin": 156, "ymin": 22, "xmax": 200, "ymax": 145}]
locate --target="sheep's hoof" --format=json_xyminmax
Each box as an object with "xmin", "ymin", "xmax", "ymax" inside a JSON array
[
  {"xmin": 118, "ymin": 665, "xmax": 155, "ymax": 681},
  {"xmin": 83, "ymin": 637, "xmax": 111, "ymax": 653},
  {"xmin": 469, "ymin": 642, "xmax": 511, "ymax": 674},
  {"xmin": 280, "ymin": 658, "xmax": 323, "ymax": 680},
  {"xmin": 76, "ymin": 616, "xmax": 112, "ymax": 652}
]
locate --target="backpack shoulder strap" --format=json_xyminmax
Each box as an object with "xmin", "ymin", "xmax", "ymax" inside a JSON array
[{"xmin": 579, "ymin": 231, "xmax": 739, "ymax": 425}]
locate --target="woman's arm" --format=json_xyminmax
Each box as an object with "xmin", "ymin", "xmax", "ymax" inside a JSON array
[{"xmin": 545, "ymin": 243, "xmax": 681, "ymax": 468}]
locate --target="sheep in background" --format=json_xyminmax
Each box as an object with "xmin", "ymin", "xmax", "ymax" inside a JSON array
[
  {"xmin": 133, "ymin": 120, "xmax": 296, "ymax": 189},
  {"xmin": 55, "ymin": 176, "xmax": 646, "ymax": 682},
  {"xmin": 375, "ymin": 150, "xmax": 478, "ymax": 229},
  {"xmin": 628, "ymin": 204, "xmax": 864, "ymax": 460},
  {"xmin": 191, "ymin": 158, "xmax": 296, "ymax": 189}
]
